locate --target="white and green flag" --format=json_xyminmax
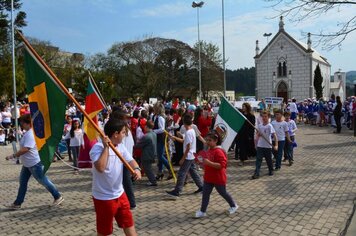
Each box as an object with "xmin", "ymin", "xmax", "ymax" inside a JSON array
[{"xmin": 214, "ymin": 97, "xmax": 246, "ymax": 151}]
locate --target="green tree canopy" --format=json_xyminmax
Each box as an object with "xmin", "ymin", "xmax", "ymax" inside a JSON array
[{"xmin": 0, "ymin": 0, "xmax": 27, "ymax": 99}]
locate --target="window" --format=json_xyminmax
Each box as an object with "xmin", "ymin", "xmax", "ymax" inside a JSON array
[{"xmin": 277, "ymin": 58, "xmax": 287, "ymax": 77}]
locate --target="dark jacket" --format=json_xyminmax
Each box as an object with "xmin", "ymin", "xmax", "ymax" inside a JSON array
[
  {"xmin": 333, "ymin": 102, "xmax": 342, "ymax": 117},
  {"xmin": 134, "ymin": 130, "xmax": 157, "ymax": 163}
]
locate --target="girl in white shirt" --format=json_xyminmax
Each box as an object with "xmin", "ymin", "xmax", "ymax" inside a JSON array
[
  {"xmin": 1, "ymin": 106, "xmax": 12, "ymax": 128},
  {"xmin": 66, "ymin": 119, "xmax": 83, "ymax": 173}
]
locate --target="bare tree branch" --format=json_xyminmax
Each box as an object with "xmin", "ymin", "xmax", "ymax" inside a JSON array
[{"xmin": 266, "ymin": 0, "xmax": 356, "ymax": 50}]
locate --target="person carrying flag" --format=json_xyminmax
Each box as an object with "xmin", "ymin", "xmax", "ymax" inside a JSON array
[{"xmin": 5, "ymin": 114, "xmax": 64, "ymax": 210}]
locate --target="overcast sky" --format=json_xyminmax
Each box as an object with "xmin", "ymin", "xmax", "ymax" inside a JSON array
[{"xmin": 21, "ymin": 0, "xmax": 356, "ymax": 72}]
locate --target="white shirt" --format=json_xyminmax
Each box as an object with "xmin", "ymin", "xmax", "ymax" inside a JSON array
[
  {"xmin": 68, "ymin": 106, "xmax": 76, "ymax": 115},
  {"xmin": 1, "ymin": 111, "xmax": 12, "ymax": 123},
  {"xmin": 19, "ymin": 129, "xmax": 41, "ymax": 167},
  {"xmin": 66, "ymin": 129, "xmax": 84, "ymax": 147},
  {"xmin": 271, "ymin": 120, "xmax": 289, "ymax": 141},
  {"xmin": 257, "ymin": 123, "xmax": 275, "ymax": 148},
  {"xmin": 286, "ymin": 120, "xmax": 297, "ymax": 137},
  {"xmin": 90, "ymin": 142, "xmax": 134, "ymax": 200},
  {"xmin": 153, "ymin": 115, "xmax": 165, "ymax": 134},
  {"xmin": 63, "ymin": 124, "xmax": 71, "ymax": 137},
  {"xmin": 289, "ymin": 102, "xmax": 298, "ymax": 113},
  {"xmin": 183, "ymin": 128, "xmax": 196, "ymax": 160},
  {"xmin": 123, "ymin": 130, "xmax": 134, "ymax": 156},
  {"xmin": 11, "ymin": 106, "xmax": 20, "ymax": 119},
  {"xmin": 180, "ymin": 124, "xmax": 201, "ymax": 137}
]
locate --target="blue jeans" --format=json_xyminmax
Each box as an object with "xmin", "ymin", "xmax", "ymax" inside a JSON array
[
  {"xmin": 71, "ymin": 146, "xmax": 80, "ymax": 167},
  {"xmin": 174, "ymin": 159, "xmax": 202, "ymax": 193},
  {"xmin": 157, "ymin": 140, "xmax": 170, "ymax": 173},
  {"xmin": 14, "ymin": 162, "xmax": 61, "ymax": 205},
  {"xmin": 200, "ymin": 182, "xmax": 236, "ymax": 212},
  {"xmin": 273, "ymin": 141, "xmax": 285, "ymax": 169},
  {"xmin": 255, "ymin": 147, "xmax": 273, "ymax": 176}
]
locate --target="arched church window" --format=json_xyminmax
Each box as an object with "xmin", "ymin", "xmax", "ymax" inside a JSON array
[
  {"xmin": 278, "ymin": 62, "xmax": 282, "ymax": 77},
  {"xmin": 282, "ymin": 62, "xmax": 287, "ymax": 76},
  {"xmin": 277, "ymin": 58, "xmax": 287, "ymax": 77}
]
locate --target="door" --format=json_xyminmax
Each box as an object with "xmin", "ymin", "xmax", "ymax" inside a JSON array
[{"xmin": 277, "ymin": 81, "xmax": 288, "ymax": 103}]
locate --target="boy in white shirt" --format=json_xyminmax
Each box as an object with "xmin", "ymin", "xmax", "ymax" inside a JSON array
[
  {"xmin": 271, "ymin": 110, "xmax": 291, "ymax": 170},
  {"xmin": 166, "ymin": 114, "xmax": 203, "ymax": 198},
  {"xmin": 283, "ymin": 112, "xmax": 297, "ymax": 166},
  {"xmin": 90, "ymin": 119, "xmax": 141, "ymax": 236},
  {"xmin": 252, "ymin": 111, "xmax": 278, "ymax": 179}
]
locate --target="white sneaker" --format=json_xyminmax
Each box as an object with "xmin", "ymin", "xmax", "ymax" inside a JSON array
[
  {"xmin": 228, "ymin": 205, "xmax": 239, "ymax": 215},
  {"xmin": 52, "ymin": 196, "xmax": 64, "ymax": 207},
  {"xmin": 194, "ymin": 210, "xmax": 207, "ymax": 218}
]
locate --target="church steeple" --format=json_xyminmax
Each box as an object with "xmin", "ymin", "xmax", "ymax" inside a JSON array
[
  {"xmin": 307, "ymin": 32, "xmax": 312, "ymax": 51},
  {"xmin": 255, "ymin": 40, "xmax": 260, "ymax": 56},
  {"xmin": 279, "ymin": 16, "xmax": 284, "ymax": 31}
]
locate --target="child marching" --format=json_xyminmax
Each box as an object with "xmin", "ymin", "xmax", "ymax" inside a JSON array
[{"xmin": 195, "ymin": 130, "xmax": 238, "ymax": 218}]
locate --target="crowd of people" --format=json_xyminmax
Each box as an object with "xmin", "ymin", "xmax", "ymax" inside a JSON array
[
  {"xmin": 2, "ymin": 94, "xmax": 355, "ymax": 236},
  {"xmin": 258, "ymin": 95, "xmax": 356, "ymax": 133}
]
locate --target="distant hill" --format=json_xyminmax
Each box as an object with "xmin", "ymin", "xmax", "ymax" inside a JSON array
[
  {"xmin": 346, "ymin": 71, "xmax": 356, "ymax": 84},
  {"xmin": 346, "ymin": 71, "xmax": 356, "ymax": 96}
]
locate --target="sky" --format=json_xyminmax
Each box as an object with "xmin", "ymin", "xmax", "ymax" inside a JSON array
[{"xmin": 20, "ymin": 0, "xmax": 356, "ymax": 72}]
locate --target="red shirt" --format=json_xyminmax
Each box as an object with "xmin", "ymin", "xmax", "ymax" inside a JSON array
[
  {"xmin": 138, "ymin": 118, "xmax": 147, "ymax": 134},
  {"xmin": 204, "ymin": 148, "xmax": 227, "ymax": 185},
  {"xmin": 130, "ymin": 118, "xmax": 138, "ymax": 136},
  {"xmin": 197, "ymin": 116, "xmax": 212, "ymax": 137},
  {"xmin": 173, "ymin": 114, "xmax": 180, "ymax": 124}
]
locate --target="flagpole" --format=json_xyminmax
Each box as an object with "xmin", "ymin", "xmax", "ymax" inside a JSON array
[
  {"xmin": 17, "ymin": 31, "xmax": 135, "ymax": 175},
  {"xmin": 88, "ymin": 71, "xmax": 108, "ymax": 110},
  {"xmin": 11, "ymin": 0, "xmax": 19, "ymax": 143},
  {"xmin": 221, "ymin": 96, "xmax": 273, "ymax": 146}
]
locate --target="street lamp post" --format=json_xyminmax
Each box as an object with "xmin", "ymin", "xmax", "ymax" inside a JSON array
[
  {"xmin": 192, "ymin": 1, "xmax": 204, "ymax": 105},
  {"xmin": 353, "ymin": 80, "xmax": 356, "ymax": 137},
  {"xmin": 263, "ymin": 33, "xmax": 272, "ymax": 94},
  {"xmin": 222, "ymin": 0, "xmax": 226, "ymax": 98},
  {"xmin": 11, "ymin": 0, "xmax": 19, "ymax": 143}
]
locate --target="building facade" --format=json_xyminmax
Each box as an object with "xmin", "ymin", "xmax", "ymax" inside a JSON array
[
  {"xmin": 254, "ymin": 16, "xmax": 331, "ymax": 102},
  {"xmin": 330, "ymin": 71, "xmax": 346, "ymax": 101}
]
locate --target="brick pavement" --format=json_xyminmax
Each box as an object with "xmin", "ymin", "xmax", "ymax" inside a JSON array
[{"xmin": 0, "ymin": 125, "xmax": 355, "ymax": 236}]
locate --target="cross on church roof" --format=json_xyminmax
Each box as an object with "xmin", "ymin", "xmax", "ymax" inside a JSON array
[{"xmin": 279, "ymin": 16, "xmax": 284, "ymax": 31}]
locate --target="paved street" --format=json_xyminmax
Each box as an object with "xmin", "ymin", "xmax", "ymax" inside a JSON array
[{"xmin": 1, "ymin": 125, "xmax": 355, "ymax": 236}]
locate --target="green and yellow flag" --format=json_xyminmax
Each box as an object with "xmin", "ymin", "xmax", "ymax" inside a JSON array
[{"xmin": 24, "ymin": 46, "xmax": 67, "ymax": 173}]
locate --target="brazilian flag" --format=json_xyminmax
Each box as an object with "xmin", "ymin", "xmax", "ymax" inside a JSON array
[{"xmin": 24, "ymin": 46, "xmax": 67, "ymax": 173}]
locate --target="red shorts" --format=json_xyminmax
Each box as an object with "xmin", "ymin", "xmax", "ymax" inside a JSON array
[{"xmin": 93, "ymin": 193, "xmax": 134, "ymax": 235}]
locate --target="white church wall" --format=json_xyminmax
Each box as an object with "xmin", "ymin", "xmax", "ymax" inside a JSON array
[{"xmin": 256, "ymin": 34, "xmax": 311, "ymax": 101}]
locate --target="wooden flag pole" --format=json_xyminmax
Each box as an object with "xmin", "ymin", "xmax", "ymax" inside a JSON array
[
  {"xmin": 88, "ymin": 71, "xmax": 108, "ymax": 111},
  {"xmin": 221, "ymin": 96, "xmax": 273, "ymax": 147},
  {"xmin": 17, "ymin": 31, "xmax": 135, "ymax": 174}
]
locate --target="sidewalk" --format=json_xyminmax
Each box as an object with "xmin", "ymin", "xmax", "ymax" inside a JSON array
[
  {"xmin": 0, "ymin": 124, "xmax": 355, "ymax": 235},
  {"xmin": 345, "ymin": 199, "xmax": 356, "ymax": 236}
]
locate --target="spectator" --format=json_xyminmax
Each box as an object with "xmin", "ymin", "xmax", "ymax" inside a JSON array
[{"xmin": 333, "ymin": 96, "xmax": 343, "ymax": 133}]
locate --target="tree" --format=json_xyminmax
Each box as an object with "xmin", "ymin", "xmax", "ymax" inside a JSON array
[
  {"xmin": 267, "ymin": 0, "xmax": 356, "ymax": 50},
  {"xmin": 0, "ymin": 0, "xmax": 27, "ymax": 98},
  {"xmin": 193, "ymin": 41, "xmax": 224, "ymax": 99},
  {"xmin": 226, "ymin": 67, "xmax": 256, "ymax": 96},
  {"xmin": 313, "ymin": 64, "xmax": 323, "ymax": 99},
  {"xmin": 194, "ymin": 40, "xmax": 223, "ymax": 66}
]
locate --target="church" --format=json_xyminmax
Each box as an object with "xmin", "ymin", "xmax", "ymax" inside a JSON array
[{"xmin": 254, "ymin": 16, "xmax": 331, "ymax": 102}]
